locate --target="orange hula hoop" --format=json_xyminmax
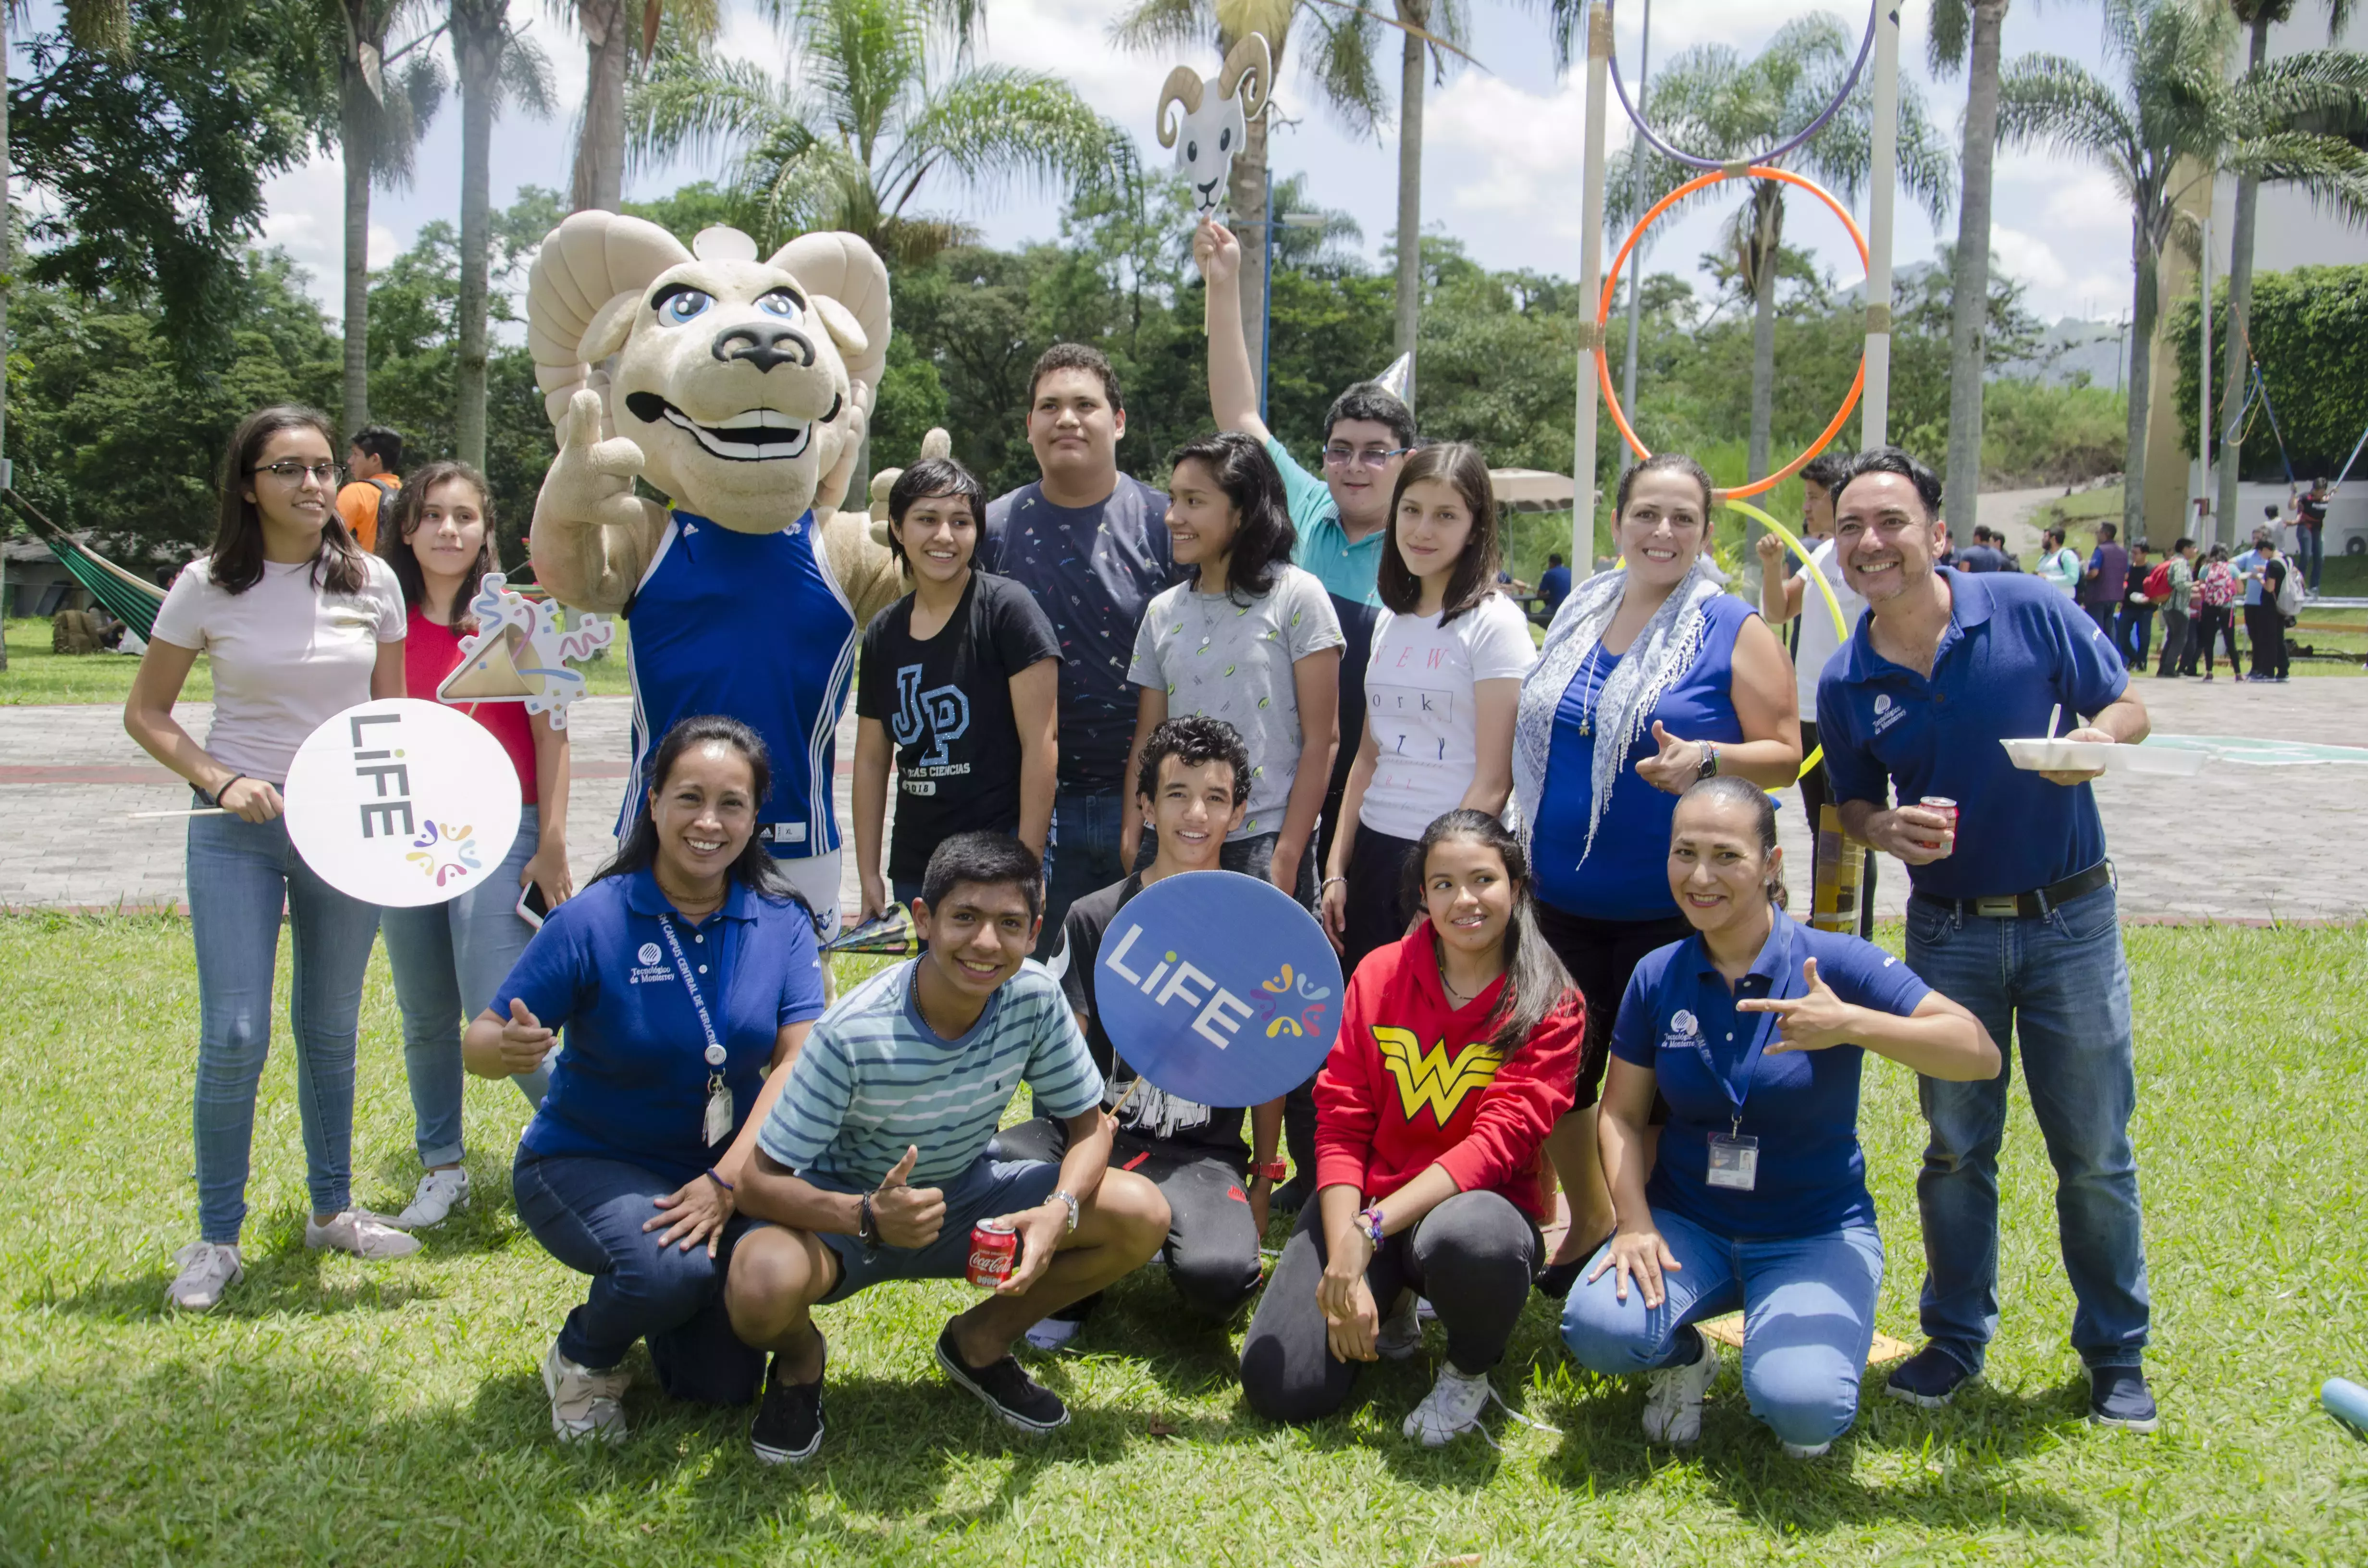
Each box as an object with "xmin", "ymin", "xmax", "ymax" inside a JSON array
[{"xmin": 1595, "ymin": 165, "xmax": 1871, "ymax": 502}]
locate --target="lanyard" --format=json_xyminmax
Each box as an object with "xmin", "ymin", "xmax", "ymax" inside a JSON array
[
  {"xmin": 654, "ymin": 914, "xmax": 728, "ymax": 1070},
  {"xmin": 1675, "ymin": 920, "xmax": 1791, "ymax": 1137}
]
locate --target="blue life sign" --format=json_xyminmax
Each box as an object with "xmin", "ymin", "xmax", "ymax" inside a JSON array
[{"xmin": 1092, "ymin": 871, "xmax": 1344, "ymax": 1108}]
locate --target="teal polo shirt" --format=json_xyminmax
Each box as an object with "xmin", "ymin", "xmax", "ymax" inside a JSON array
[{"xmin": 1267, "ymin": 437, "xmax": 1385, "ymax": 608}]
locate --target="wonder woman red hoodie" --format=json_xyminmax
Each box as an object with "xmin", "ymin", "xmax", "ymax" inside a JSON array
[{"xmin": 1313, "ymin": 926, "xmax": 1582, "ymax": 1219}]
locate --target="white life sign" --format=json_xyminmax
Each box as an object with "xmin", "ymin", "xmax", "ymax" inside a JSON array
[{"xmin": 282, "ymin": 698, "xmax": 522, "ymax": 908}]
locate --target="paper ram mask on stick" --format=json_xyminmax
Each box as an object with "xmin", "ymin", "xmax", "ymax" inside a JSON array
[{"xmin": 1157, "ymin": 34, "xmax": 1274, "ymax": 222}]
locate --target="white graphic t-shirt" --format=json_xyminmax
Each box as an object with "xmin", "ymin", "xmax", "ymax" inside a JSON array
[{"xmin": 1359, "ymin": 592, "xmax": 1538, "ymax": 840}]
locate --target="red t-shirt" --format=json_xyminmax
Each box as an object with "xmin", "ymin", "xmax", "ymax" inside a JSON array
[
  {"xmin": 1313, "ymin": 926, "xmax": 1583, "ymax": 1219},
  {"xmin": 404, "ymin": 606, "xmax": 539, "ymax": 804}
]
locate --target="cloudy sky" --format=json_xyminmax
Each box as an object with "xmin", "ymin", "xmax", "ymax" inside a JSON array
[{"xmin": 25, "ymin": 0, "xmax": 2358, "ymax": 329}]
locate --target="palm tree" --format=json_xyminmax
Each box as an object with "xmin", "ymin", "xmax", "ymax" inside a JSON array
[
  {"xmin": 451, "ymin": 1, "xmax": 555, "ymax": 468},
  {"xmin": 627, "ymin": 0, "xmax": 1124, "ymax": 266},
  {"xmin": 2215, "ymin": 0, "xmax": 2356, "ymax": 536},
  {"xmin": 1606, "ymin": 14, "xmax": 1954, "ymax": 488},
  {"xmin": 333, "ymin": 1, "xmax": 446, "ymax": 432},
  {"xmin": 1112, "ymin": 0, "xmax": 1390, "ymax": 405},
  {"xmin": 1996, "ymin": 0, "xmax": 2368, "ymax": 543},
  {"xmin": 1929, "ymin": 0, "xmax": 2010, "ymax": 560},
  {"xmin": 565, "ymin": 0, "xmax": 720, "ymax": 213}
]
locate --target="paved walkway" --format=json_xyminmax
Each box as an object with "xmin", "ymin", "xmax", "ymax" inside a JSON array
[{"xmin": 1, "ymin": 681, "xmax": 2360, "ymax": 923}]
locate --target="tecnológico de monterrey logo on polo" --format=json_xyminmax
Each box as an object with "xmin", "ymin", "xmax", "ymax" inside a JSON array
[
  {"xmin": 1670, "ymin": 1008, "xmax": 1699, "ymax": 1037},
  {"xmin": 1872, "ymin": 690, "xmax": 1905, "ymax": 735},
  {"xmin": 629, "ymin": 941, "xmax": 671, "ymax": 984}
]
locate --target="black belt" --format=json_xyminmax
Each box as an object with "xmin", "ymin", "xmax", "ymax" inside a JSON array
[{"xmin": 1911, "ymin": 860, "xmax": 2113, "ymax": 922}]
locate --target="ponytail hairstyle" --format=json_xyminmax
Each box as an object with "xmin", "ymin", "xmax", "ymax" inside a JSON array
[
  {"xmin": 1401, "ymin": 808, "xmax": 1579, "ymax": 1057},
  {"xmin": 1376, "ymin": 441, "xmax": 1502, "ymax": 625},
  {"xmin": 592, "ymin": 715, "xmax": 807, "ymax": 911},
  {"xmin": 210, "ymin": 405, "xmax": 368, "ymax": 597},
  {"xmin": 379, "ymin": 459, "xmax": 497, "ymax": 624},
  {"xmin": 1677, "ymin": 775, "xmax": 1788, "ymax": 910},
  {"xmin": 1166, "ymin": 430, "xmax": 1298, "ymax": 604}
]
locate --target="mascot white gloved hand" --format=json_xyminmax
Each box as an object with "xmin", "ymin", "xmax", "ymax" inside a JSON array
[{"xmin": 524, "ymin": 217, "xmax": 905, "ymax": 934}]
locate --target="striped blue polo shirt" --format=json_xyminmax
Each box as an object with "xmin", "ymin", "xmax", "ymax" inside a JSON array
[{"xmin": 759, "ymin": 958, "xmax": 1103, "ymax": 1188}]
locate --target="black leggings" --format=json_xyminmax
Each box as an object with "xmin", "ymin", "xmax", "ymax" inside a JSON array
[
  {"xmin": 1533, "ymin": 901, "xmax": 1694, "ymax": 1107},
  {"xmin": 1338, "ymin": 822, "xmax": 1422, "ymax": 977},
  {"xmin": 2245, "ymin": 603, "xmax": 2288, "ymax": 679},
  {"xmin": 1240, "ymin": 1189, "xmax": 1540, "ymax": 1423},
  {"xmin": 993, "ymin": 1117, "xmax": 1262, "ymax": 1319},
  {"xmin": 2194, "ymin": 604, "xmax": 2242, "ymax": 676}
]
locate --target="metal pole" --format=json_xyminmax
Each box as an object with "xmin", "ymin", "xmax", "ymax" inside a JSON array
[
  {"xmin": 1860, "ymin": 2, "xmax": 1901, "ymax": 449},
  {"xmin": 1571, "ymin": 1, "xmax": 1612, "ymax": 565},
  {"xmin": 1616, "ymin": 0, "xmax": 1650, "ymax": 463},
  {"xmin": 2197, "ymin": 210, "xmax": 2211, "ymax": 547}
]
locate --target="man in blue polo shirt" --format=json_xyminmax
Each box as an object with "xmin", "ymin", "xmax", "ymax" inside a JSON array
[
  {"xmin": 1816, "ymin": 447, "xmax": 2159, "ymax": 1433},
  {"xmin": 1194, "ymin": 219, "xmax": 1414, "ymax": 1212}
]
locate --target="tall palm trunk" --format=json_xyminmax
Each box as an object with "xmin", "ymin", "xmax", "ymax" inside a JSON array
[
  {"xmin": 341, "ymin": 76, "xmax": 374, "ymax": 433},
  {"xmin": 1225, "ymin": 31, "xmax": 1283, "ymax": 412},
  {"xmin": 2214, "ymin": 5, "xmax": 2276, "ymax": 539},
  {"xmin": 1942, "ymin": 0, "xmax": 2007, "ymax": 538},
  {"xmin": 454, "ymin": 3, "xmax": 503, "ymax": 468},
  {"xmin": 572, "ymin": 0, "xmax": 630, "ymax": 211},
  {"xmin": 1747, "ymin": 183, "xmax": 1782, "ymax": 483},
  {"xmin": 1393, "ymin": 2, "xmax": 1427, "ymax": 379},
  {"xmin": 2122, "ymin": 224, "xmax": 2160, "ymax": 543}
]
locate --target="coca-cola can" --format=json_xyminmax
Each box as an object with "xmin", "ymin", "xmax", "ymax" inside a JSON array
[
  {"xmin": 967, "ymin": 1218, "xmax": 1022, "ymax": 1289},
  {"xmin": 1918, "ymin": 796, "xmax": 1959, "ymax": 857}
]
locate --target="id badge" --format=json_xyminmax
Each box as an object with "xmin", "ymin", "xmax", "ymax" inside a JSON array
[
  {"xmin": 702, "ymin": 1073, "xmax": 734, "ymax": 1147},
  {"xmin": 1706, "ymin": 1132, "xmax": 1760, "ymax": 1191}
]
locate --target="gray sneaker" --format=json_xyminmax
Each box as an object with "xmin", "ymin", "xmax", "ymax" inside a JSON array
[
  {"xmin": 392, "ymin": 1168, "xmax": 471, "ymax": 1231},
  {"xmin": 542, "ymin": 1344, "xmax": 630, "ymax": 1444},
  {"xmin": 166, "ymin": 1241, "xmax": 243, "ymax": 1311},
  {"xmin": 304, "ymin": 1209, "xmax": 422, "ymax": 1260}
]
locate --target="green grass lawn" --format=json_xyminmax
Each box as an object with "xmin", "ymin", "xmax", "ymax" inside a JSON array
[{"xmin": 1, "ymin": 916, "xmax": 2363, "ymax": 1565}]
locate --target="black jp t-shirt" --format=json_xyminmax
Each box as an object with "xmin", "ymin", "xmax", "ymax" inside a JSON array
[
  {"xmin": 1048, "ymin": 873, "xmax": 1250, "ymax": 1163},
  {"xmin": 854, "ymin": 571, "xmax": 1062, "ymax": 882},
  {"xmin": 2297, "ymin": 493, "xmax": 2327, "ymax": 529}
]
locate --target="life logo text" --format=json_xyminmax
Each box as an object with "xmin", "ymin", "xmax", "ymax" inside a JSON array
[{"xmin": 1100, "ymin": 923, "xmax": 1256, "ymax": 1050}]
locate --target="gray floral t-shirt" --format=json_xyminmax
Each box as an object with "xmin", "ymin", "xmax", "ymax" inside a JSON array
[{"xmin": 1127, "ymin": 564, "xmax": 1345, "ymax": 839}]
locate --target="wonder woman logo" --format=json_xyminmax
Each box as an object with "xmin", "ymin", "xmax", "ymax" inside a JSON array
[{"xmin": 1373, "ymin": 1028, "xmax": 1503, "ymax": 1124}]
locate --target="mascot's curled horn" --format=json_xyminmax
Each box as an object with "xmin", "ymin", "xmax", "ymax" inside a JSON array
[
  {"xmin": 525, "ymin": 217, "xmax": 906, "ymax": 931},
  {"xmin": 1157, "ymin": 34, "xmax": 1272, "ymax": 221}
]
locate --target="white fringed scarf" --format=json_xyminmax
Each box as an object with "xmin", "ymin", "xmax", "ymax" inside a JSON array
[{"xmin": 1512, "ymin": 557, "xmax": 1727, "ymax": 871}]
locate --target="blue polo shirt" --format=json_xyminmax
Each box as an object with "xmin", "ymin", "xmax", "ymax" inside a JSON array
[
  {"xmin": 1612, "ymin": 918, "xmax": 1930, "ymax": 1238},
  {"xmin": 1815, "ymin": 569, "xmax": 2127, "ymax": 902},
  {"xmin": 496, "ymin": 868, "xmax": 829, "ymax": 1185}
]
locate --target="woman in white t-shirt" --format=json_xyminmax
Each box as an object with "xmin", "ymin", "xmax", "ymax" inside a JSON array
[
  {"xmin": 125, "ymin": 406, "xmax": 412, "ymax": 1313},
  {"xmin": 1122, "ymin": 431, "xmax": 1345, "ymax": 899},
  {"xmin": 1320, "ymin": 444, "xmax": 1537, "ymax": 971}
]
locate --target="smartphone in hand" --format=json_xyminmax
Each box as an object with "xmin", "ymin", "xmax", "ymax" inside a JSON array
[{"xmin": 516, "ymin": 880, "xmax": 551, "ymax": 930}]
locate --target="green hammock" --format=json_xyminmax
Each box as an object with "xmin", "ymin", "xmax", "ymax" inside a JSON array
[{"xmin": 4, "ymin": 490, "xmax": 168, "ymax": 638}]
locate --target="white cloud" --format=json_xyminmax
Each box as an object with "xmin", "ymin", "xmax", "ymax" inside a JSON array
[
  {"xmin": 1991, "ymin": 225, "xmax": 2070, "ymax": 291},
  {"xmin": 1424, "ymin": 73, "xmax": 1590, "ymax": 233}
]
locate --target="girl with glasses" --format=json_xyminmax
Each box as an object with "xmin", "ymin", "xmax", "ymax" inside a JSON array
[{"xmin": 126, "ymin": 406, "xmax": 411, "ymax": 1312}]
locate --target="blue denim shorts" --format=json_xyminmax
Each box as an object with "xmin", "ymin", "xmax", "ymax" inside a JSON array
[{"xmin": 808, "ymin": 1154, "xmax": 1061, "ymax": 1305}]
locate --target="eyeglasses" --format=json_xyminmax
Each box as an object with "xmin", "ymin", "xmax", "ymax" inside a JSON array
[
  {"xmin": 253, "ymin": 460, "xmax": 345, "ymax": 486},
  {"xmin": 1321, "ymin": 445, "xmax": 1411, "ymax": 471}
]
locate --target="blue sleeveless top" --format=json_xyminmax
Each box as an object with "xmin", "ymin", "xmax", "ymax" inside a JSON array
[{"xmin": 1532, "ymin": 593, "xmax": 1752, "ymax": 921}]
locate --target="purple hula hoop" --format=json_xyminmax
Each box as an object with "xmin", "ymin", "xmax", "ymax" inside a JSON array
[{"xmin": 1608, "ymin": 0, "xmax": 1881, "ymax": 171}]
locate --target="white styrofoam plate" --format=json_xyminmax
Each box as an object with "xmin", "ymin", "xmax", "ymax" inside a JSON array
[{"xmin": 2001, "ymin": 738, "xmax": 2209, "ymax": 776}]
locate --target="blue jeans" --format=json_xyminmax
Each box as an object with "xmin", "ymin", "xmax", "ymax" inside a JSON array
[
  {"xmin": 1040, "ymin": 789, "xmax": 1125, "ymax": 954},
  {"xmin": 1904, "ymin": 880, "xmax": 2149, "ymax": 1372},
  {"xmin": 1561, "ymin": 1208, "xmax": 1885, "ymax": 1448},
  {"xmin": 381, "ymin": 805, "xmax": 548, "ymax": 1167},
  {"xmin": 512, "ymin": 1152, "xmax": 766, "ymax": 1403},
  {"xmin": 186, "ymin": 808, "xmax": 383, "ymax": 1243},
  {"xmin": 2296, "ymin": 524, "xmax": 2323, "ymax": 590},
  {"xmin": 2117, "ymin": 605, "xmax": 2153, "ymax": 668}
]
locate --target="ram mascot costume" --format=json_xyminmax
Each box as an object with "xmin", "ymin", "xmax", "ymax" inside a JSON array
[{"xmin": 526, "ymin": 216, "xmax": 904, "ymax": 932}]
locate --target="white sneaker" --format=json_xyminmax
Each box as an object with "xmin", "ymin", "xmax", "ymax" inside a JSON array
[
  {"xmin": 1642, "ymin": 1333, "xmax": 1720, "ymax": 1446},
  {"xmin": 304, "ymin": 1209, "xmax": 422, "ymax": 1260},
  {"xmin": 392, "ymin": 1167, "xmax": 471, "ymax": 1231},
  {"xmin": 166, "ymin": 1241, "xmax": 243, "ymax": 1311},
  {"xmin": 1376, "ymin": 1295, "xmax": 1423, "ymax": 1361},
  {"xmin": 1022, "ymin": 1316, "xmax": 1083, "ymax": 1353},
  {"xmin": 1403, "ymin": 1363, "xmax": 1495, "ymax": 1446},
  {"xmin": 1784, "ymin": 1439, "xmax": 1833, "ymax": 1459},
  {"xmin": 542, "ymin": 1344, "xmax": 630, "ymax": 1444}
]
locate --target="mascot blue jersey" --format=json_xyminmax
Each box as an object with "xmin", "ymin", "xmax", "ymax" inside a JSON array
[{"xmin": 620, "ymin": 507, "xmax": 856, "ymax": 858}]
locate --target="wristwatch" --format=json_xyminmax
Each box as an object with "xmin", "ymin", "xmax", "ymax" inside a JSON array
[
  {"xmin": 1254, "ymin": 1159, "xmax": 1289, "ymax": 1183},
  {"xmin": 1697, "ymin": 741, "xmax": 1720, "ymax": 781},
  {"xmin": 1050, "ymin": 1188, "xmax": 1080, "ymax": 1234}
]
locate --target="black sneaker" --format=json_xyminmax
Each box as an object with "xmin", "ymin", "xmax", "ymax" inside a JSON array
[
  {"xmin": 2088, "ymin": 1364, "xmax": 2160, "ymax": 1432},
  {"xmin": 936, "ymin": 1323, "xmax": 1069, "ymax": 1433},
  {"xmin": 1885, "ymin": 1344, "xmax": 1975, "ymax": 1408},
  {"xmin": 750, "ymin": 1344, "xmax": 826, "ymax": 1465}
]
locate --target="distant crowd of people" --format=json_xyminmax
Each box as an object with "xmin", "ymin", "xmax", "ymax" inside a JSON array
[{"xmin": 119, "ymin": 216, "xmax": 2169, "ymax": 1465}]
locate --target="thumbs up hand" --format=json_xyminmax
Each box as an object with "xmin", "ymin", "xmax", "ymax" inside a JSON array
[
  {"xmin": 1740, "ymin": 956, "xmax": 1860, "ymax": 1054},
  {"xmin": 494, "ymin": 997, "xmax": 555, "ymax": 1074},
  {"xmin": 870, "ymin": 1145, "xmax": 946, "ymax": 1249},
  {"xmin": 1636, "ymin": 720, "xmax": 1710, "ymax": 796}
]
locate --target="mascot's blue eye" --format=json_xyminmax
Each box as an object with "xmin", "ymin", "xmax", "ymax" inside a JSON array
[
  {"xmin": 757, "ymin": 291, "xmax": 803, "ymax": 319},
  {"xmin": 1186, "ymin": 140, "xmax": 1199, "ymax": 162},
  {"xmin": 661, "ymin": 290, "xmax": 713, "ymax": 324}
]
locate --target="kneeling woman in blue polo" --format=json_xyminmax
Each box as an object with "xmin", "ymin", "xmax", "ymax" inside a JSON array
[
  {"xmin": 1560, "ymin": 777, "xmax": 1998, "ymax": 1457},
  {"xmin": 464, "ymin": 715, "xmax": 828, "ymax": 1444}
]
